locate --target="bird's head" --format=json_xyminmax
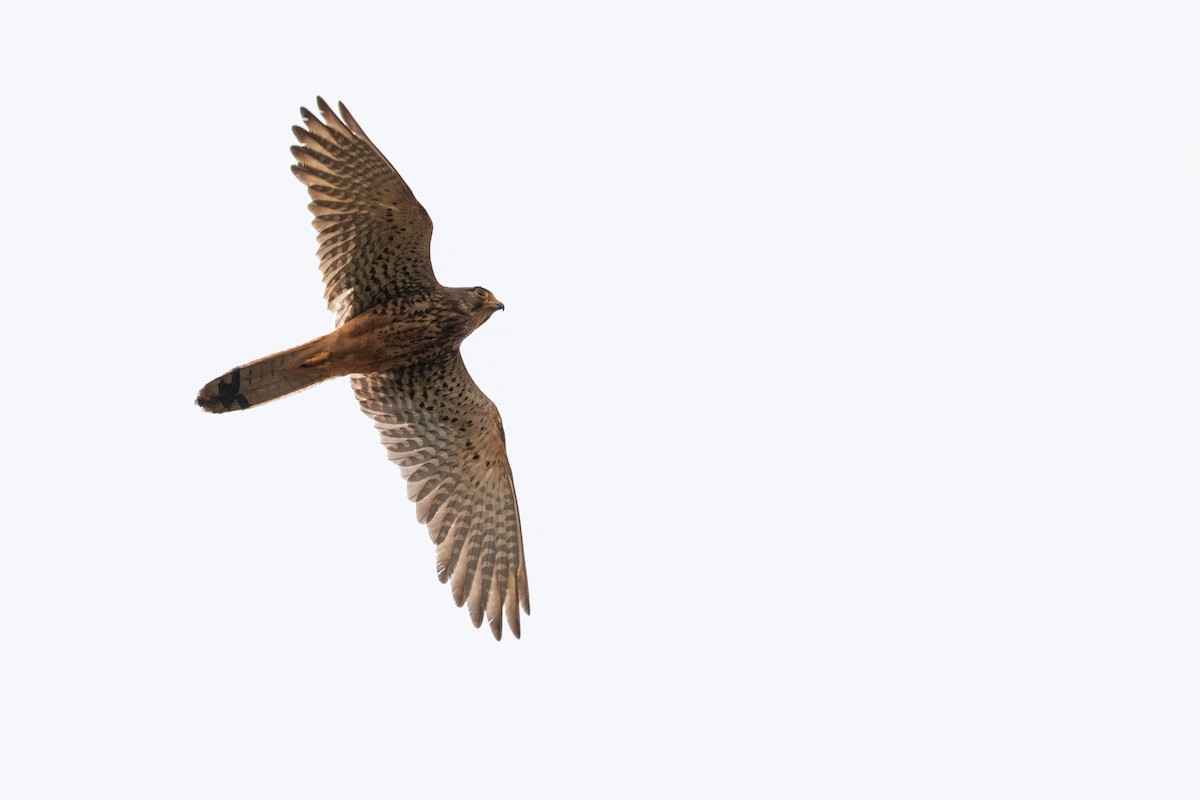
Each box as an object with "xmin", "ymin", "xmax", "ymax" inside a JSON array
[
  {"xmin": 468, "ymin": 285, "xmax": 504, "ymax": 314},
  {"xmin": 455, "ymin": 285, "xmax": 505, "ymax": 330}
]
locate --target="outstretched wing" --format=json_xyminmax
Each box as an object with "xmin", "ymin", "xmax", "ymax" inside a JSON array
[
  {"xmin": 353, "ymin": 352, "xmax": 530, "ymax": 639},
  {"xmin": 291, "ymin": 97, "xmax": 437, "ymax": 325}
]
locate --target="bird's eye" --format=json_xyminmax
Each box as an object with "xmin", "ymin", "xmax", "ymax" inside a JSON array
[{"xmin": 474, "ymin": 288, "xmax": 488, "ymax": 298}]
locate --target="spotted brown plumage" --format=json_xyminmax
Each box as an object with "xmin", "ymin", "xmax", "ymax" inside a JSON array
[{"xmin": 196, "ymin": 98, "xmax": 529, "ymax": 639}]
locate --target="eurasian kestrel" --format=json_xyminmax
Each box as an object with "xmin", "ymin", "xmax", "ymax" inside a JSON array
[{"xmin": 197, "ymin": 98, "xmax": 529, "ymax": 639}]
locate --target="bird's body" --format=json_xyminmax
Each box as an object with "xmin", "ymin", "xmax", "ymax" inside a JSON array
[
  {"xmin": 196, "ymin": 99, "xmax": 528, "ymax": 639},
  {"xmin": 197, "ymin": 291, "xmax": 498, "ymax": 412}
]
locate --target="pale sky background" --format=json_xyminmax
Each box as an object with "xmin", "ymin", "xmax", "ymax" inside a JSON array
[{"xmin": 2, "ymin": 2, "xmax": 1197, "ymax": 798}]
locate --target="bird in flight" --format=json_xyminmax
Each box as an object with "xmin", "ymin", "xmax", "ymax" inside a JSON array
[{"xmin": 197, "ymin": 98, "xmax": 529, "ymax": 639}]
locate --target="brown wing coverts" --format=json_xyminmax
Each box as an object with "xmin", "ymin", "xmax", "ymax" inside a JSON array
[
  {"xmin": 291, "ymin": 98, "xmax": 437, "ymax": 324},
  {"xmin": 353, "ymin": 352, "xmax": 530, "ymax": 639}
]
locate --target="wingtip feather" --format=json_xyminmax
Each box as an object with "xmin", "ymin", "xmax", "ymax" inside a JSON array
[{"xmin": 339, "ymin": 101, "xmax": 365, "ymax": 136}]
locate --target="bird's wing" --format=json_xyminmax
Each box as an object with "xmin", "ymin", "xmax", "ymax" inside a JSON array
[
  {"xmin": 353, "ymin": 351, "xmax": 529, "ymax": 639},
  {"xmin": 291, "ymin": 98, "xmax": 437, "ymax": 325}
]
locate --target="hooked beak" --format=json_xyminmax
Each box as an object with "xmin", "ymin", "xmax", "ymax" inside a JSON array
[{"xmin": 488, "ymin": 296, "xmax": 505, "ymax": 311}]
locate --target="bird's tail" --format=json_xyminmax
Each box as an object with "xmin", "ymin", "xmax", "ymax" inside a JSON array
[{"xmin": 196, "ymin": 334, "xmax": 339, "ymax": 413}]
